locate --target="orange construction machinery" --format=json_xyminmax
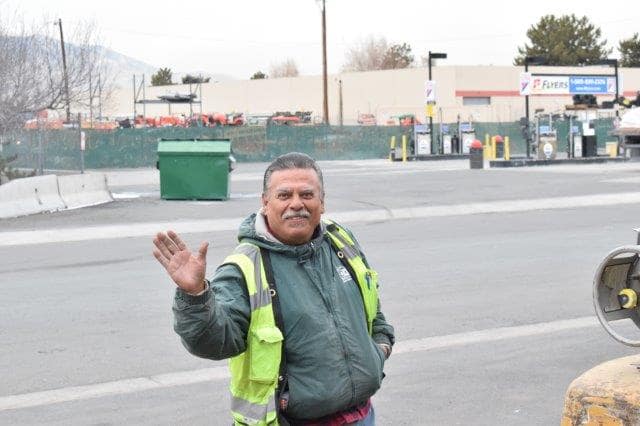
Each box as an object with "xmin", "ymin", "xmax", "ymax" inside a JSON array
[{"xmin": 268, "ymin": 111, "xmax": 312, "ymax": 126}]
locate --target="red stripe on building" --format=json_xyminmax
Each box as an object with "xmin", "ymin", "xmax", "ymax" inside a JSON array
[
  {"xmin": 455, "ymin": 90, "xmax": 519, "ymax": 97},
  {"xmin": 456, "ymin": 90, "xmax": 638, "ymax": 98}
]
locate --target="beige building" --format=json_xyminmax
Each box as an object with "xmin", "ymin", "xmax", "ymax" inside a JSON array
[{"xmin": 107, "ymin": 65, "xmax": 640, "ymax": 125}]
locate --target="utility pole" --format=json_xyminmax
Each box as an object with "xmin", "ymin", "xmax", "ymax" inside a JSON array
[
  {"xmin": 525, "ymin": 60, "xmax": 530, "ymax": 159},
  {"xmin": 338, "ymin": 79, "xmax": 343, "ymax": 126},
  {"xmin": 89, "ymin": 72, "xmax": 93, "ymax": 127},
  {"xmin": 55, "ymin": 19, "xmax": 71, "ymax": 123},
  {"xmin": 98, "ymin": 73, "xmax": 102, "ymax": 120},
  {"xmin": 321, "ymin": 0, "xmax": 329, "ymax": 125}
]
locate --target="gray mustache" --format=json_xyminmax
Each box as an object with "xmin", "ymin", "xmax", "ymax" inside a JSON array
[{"xmin": 282, "ymin": 210, "xmax": 311, "ymax": 219}]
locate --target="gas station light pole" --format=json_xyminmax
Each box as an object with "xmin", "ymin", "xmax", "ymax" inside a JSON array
[
  {"xmin": 428, "ymin": 51, "xmax": 447, "ymax": 153},
  {"xmin": 523, "ymin": 55, "xmax": 545, "ymax": 158}
]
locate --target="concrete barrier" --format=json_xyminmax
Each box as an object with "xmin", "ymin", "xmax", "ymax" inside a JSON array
[
  {"xmin": 561, "ymin": 354, "xmax": 640, "ymax": 425},
  {"xmin": 0, "ymin": 175, "xmax": 66, "ymax": 219},
  {"xmin": 58, "ymin": 173, "xmax": 113, "ymax": 210}
]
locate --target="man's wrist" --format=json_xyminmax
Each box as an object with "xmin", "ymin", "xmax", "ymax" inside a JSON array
[
  {"xmin": 186, "ymin": 279, "xmax": 209, "ymax": 296},
  {"xmin": 378, "ymin": 343, "xmax": 391, "ymax": 359}
]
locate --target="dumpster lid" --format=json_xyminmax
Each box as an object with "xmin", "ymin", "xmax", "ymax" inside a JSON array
[{"xmin": 158, "ymin": 139, "xmax": 231, "ymax": 154}]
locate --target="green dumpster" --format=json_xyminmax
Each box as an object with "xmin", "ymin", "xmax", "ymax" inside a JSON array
[{"xmin": 157, "ymin": 139, "xmax": 231, "ymax": 200}]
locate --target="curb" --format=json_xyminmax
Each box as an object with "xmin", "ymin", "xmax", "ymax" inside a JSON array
[{"xmin": 490, "ymin": 157, "xmax": 629, "ymax": 168}]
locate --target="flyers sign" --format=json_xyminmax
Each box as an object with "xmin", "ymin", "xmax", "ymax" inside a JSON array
[
  {"xmin": 520, "ymin": 74, "xmax": 622, "ymax": 95},
  {"xmin": 530, "ymin": 76, "xmax": 569, "ymax": 94}
]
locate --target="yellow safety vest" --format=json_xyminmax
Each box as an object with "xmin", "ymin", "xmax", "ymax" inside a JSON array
[{"xmin": 223, "ymin": 221, "xmax": 379, "ymax": 425}]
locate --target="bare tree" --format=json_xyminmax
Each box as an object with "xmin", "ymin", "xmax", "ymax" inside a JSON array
[
  {"xmin": 342, "ymin": 35, "xmax": 388, "ymax": 72},
  {"xmin": 0, "ymin": 12, "xmax": 115, "ymax": 132},
  {"xmin": 269, "ymin": 58, "xmax": 299, "ymax": 78}
]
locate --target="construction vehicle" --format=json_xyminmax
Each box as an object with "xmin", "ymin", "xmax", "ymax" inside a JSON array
[
  {"xmin": 357, "ymin": 113, "xmax": 376, "ymax": 126},
  {"xmin": 226, "ymin": 112, "xmax": 245, "ymax": 126},
  {"xmin": 562, "ymin": 230, "xmax": 640, "ymax": 424},
  {"xmin": 386, "ymin": 114, "xmax": 422, "ymax": 126},
  {"xmin": 268, "ymin": 111, "xmax": 312, "ymax": 126}
]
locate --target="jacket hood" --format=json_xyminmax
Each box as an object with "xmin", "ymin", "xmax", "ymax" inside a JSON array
[{"xmin": 237, "ymin": 212, "xmax": 327, "ymax": 259}]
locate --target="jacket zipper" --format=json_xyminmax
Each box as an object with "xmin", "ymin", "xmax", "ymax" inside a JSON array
[{"xmin": 307, "ymin": 244, "xmax": 356, "ymax": 406}]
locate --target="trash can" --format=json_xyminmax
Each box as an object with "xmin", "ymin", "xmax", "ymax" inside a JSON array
[
  {"xmin": 469, "ymin": 140, "xmax": 483, "ymax": 169},
  {"xmin": 157, "ymin": 138, "xmax": 232, "ymax": 200}
]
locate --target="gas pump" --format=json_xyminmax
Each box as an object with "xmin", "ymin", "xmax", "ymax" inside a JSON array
[
  {"xmin": 566, "ymin": 114, "xmax": 581, "ymax": 158},
  {"xmin": 441, "ymin": 124, "xmax": 452, "ymax": 154},
  {"xmin": 414, "ymin": 124, "xmax": 432, "ymax": 157},
  {"xmin": 536, "ymin": 113, "xmax": 558, "ymax": 160},
  {"xmin": 575, "ymin": 109, "xmax": 598, "ymax": 157},
  {"xmin": 459, "ymin": 121, "xmax": 476, "ymax": 154}
]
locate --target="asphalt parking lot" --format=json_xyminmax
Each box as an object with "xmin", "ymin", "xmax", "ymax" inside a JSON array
[{"xmin": 2, "ymin": 159, "xmax": 640, "ymax": 425}]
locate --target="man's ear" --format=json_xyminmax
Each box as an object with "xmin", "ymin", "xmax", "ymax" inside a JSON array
[
  {"xmin": 261, "ymin": 193, "xmax": 268, "ymax": 208},
  {"xmin": 320, "ymin": 199, "xmax": 325, "ymax": 214}
]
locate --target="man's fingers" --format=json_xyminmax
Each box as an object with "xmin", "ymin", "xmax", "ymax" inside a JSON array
[
  {"xmin": 152, "ymin": 249, "xmax": 169, "ymax": 269},
  {"xmin": 153, "ymin": 233, "xmax": 174, "ymax": 260},
  {"xmin": 167, "ymin": 230, "xmax": 188, "ymax": 251},
  {"xmin": 197, "ymin": 241, "xmax": 209, "ymax": 260},
  {"xmin": 158, "ymin": 232, "xmax": 180, "ymax": 255}
]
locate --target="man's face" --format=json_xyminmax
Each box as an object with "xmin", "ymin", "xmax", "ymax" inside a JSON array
[{"xmin": 262, "ymin": 168, "xmax": 324, "ymax": 245}]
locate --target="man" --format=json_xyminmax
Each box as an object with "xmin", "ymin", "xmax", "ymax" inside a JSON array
[{"xmin": 153, "ymin": 152, "xmax": 394, "ymax": 425}]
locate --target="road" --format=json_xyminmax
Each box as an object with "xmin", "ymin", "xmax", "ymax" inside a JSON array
[{"xmin": 2, "ymin": 159, "xmax": 640, "ymax": 425}]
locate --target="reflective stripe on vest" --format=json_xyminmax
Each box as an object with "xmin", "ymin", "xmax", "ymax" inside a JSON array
[
  {"xmin": 223, "ymin": 243, "xmax": 282, "ymax": 426},
  {"xmin": 323, "ymin": 219, "xmax": 379, "ymax": 335},
  {"xmin": 231, "ymin": 394, "xmax": 277, "ymax": 425}
]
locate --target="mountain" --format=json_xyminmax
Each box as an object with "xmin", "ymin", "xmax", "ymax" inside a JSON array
[
  {"xmin": 2, "ymin": 35, "xmax": 234, "ymax": 88},
  {"xmin": 100, "ymin": 47, "xmax": 159, "ymax": 88},
  {"xmin": 101, "ymin": 47, "xmax": 236, "ymax": 88}
]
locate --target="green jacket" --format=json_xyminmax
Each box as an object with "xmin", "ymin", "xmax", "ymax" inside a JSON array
[{"xmin": 173, "ymin": 213, "xmax": 395, "ymax": 420}]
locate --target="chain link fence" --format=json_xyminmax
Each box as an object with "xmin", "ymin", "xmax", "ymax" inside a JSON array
[{"xmin": 0, "ymin": 120, "xmax": 617, "ymax": 172}]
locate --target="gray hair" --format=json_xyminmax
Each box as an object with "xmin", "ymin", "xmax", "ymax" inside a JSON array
[{"xmin": 262, "ymin": 152, "xmax": 324, "ymax": 198}]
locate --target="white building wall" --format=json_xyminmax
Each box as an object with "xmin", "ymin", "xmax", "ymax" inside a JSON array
[{"xmin": 106, "ymin": 65, "xmax": 640, "ymax": 124}]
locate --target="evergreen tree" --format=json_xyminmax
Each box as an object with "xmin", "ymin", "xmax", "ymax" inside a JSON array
[
  {"xmin": 250, "ymin": 71, "xmax": 267, "ymax": 79},
  {"xmin": 619, "ymin": 33, "xmax": 640, "ymax": 67},
  {"xmin": 381, "ymin": 43, "xmax": 414, "ymax": 70},
  {"xmin": 514, "ymin": 14, "xmax": 611, "ymax": 65},
  {"xmin": 151, "ymin": 68, "xmax": 173, "ymax": 86},
  {"xmin": 181, "ymin": 74, "xmax": 211, "ymax": 84}
]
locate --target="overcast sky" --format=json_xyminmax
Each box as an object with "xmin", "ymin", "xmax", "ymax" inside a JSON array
[{"xmin": 3, "ymin": 0, "xmax": 639, "ymax": 79}]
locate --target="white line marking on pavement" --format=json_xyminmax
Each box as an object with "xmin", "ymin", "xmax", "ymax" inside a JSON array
[
  {"xmin": 3, "ymin": 191, "xmax": 640, "ymax": 247},
  {"xmin": 394, "ymin": 316, "xmax": 598, "ymax": 354},
  {"xmin": 0, "ymin": 366, "xmax": 229, "ymax": 412},
  {"xmin": 0, "ymin": 218, "xmax": 243, "ymax": 247},
  {"xmin": 0, "ymin": 316, "xmax": 598, "ymax": 412}
]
